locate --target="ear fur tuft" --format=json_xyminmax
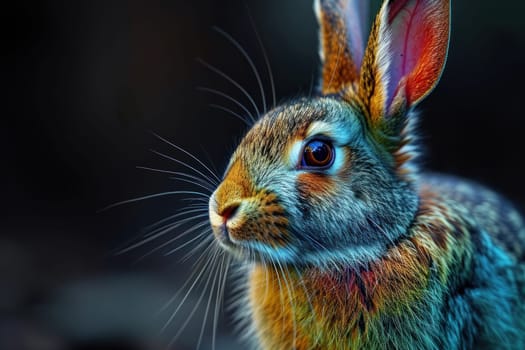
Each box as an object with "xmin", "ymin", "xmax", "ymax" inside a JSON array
[{"xmin": 316, "ymin": 0, "xmax": 369, "ymax": 94}]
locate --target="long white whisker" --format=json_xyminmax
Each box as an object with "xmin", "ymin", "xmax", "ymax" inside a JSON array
[
  {"xmin": 181, "ymin": 234, "xmax": 215, "ymax": 263},
  {"xmin": 188, "ymin": 239, "xmax": 217, "ymax": 270},
  {"xmin": 174, "ymin": 178, "xmax": 213, "ymax": 194},
  {"xmin": 151, "ymin": 149, "xmax": 218, "ymax": 187},
  {"xmin": 270, "ymin": 259, "xmax": 286, "ymax": 344},
  {"xmin": 167, "ymin": 250, "xmax": 222, "ymax": 347},
  {"xmin": 292, "ymin": 265, "xmax": 316, "ymax": 319},
  {"xmin": 197, "ymin": 251, "xmax": 225, "ymax": 350},
  {"xmin": 157, "ymin": 247, "xmax": 213, "ymax": 326},
  {"xmin": 138, "ymin": 224, "xmax": 211, "ymax": 262},
  {"xmin": 246, "ymin": 7, "xmax": 276, "ymax": 109},
  {"xmin": 212, "ymin": 254, "xmax": 230, "ymax": 350},
  {"xmin": 181, "ymin": 197, "xmax": 210, "ymax": 204},
  {"xmin": 99, "ymin": 191, "xmax": 207, "ymax": 212},
  {"xmin": 198, "ymin": 86, "xmax": 257, "ymax": 123},
  {"xmin": 197, "ymin": 59, "xmax": 260, "ymax": 121},
  {"xmin": 141, "ymin": 207, "xmax": 208, "ymax": 235},
  {"xmin": 137, "ymin": 166, "xmax": 216, "ymax": 190},
  {"xmin": 146, "ymin": 212, "xmax": 209, "ymax": 238},
  {"xmin": 213, "ymin": 26, "xmax": 267, "ymax": 115},
  {"xmin": 170, "ymin": 176, "xmax": 216, "ymax": 193},
  {"xmin": 160, "ymin": 248, "xmax": 219, "ymax": 334},
  {"xmin": 263, "ymin": 256, "xmax": 270, "ymax": 303},
  {"xmin": 209, "ymin": 104, "xmax": 251, "ymax": 126},
  {"xmin": 163, "ymin": 224, "xmax": 213, "ymax": 256},
  {"xmin": 116, "ymin": 214, "xmax": 210, "ymax": 256},
  {"xmin": 277, "ymin": 261, "xmax": 297, "ymax": 349},
  {"xmin": 155, "ymin": 242, "xmax": 217, "ymax": 321},
  {"xmin": 151, "ymin": 132, "xmax": 221, "ymax": 183}
]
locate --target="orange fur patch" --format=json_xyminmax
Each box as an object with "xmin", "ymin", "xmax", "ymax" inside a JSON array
[
  {"xmin": 297, "ymin": 173, "xmax": 336, "ymax": 197},
  {"xmin": 215, "ymin": 159, "xmax": 253, "ymax": 215},
  {"xmin": 320, "ymin": 8, "xmax": 360, "ymax": 94},
  {"xmin": 228, "ymin": 193, "xmax": 290, "ymax": 246},
  {"xmin": 215, "ymin": 161, "xmax": 290, "ymax": 246}
]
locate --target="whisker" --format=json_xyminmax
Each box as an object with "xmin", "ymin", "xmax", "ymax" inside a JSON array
[
  {"xmin": 181, "ymin": 197, "xmax": 209, "ymax": 204},
  {"xmin": 115, "ymin": 217, "xmax": 206, "ymax": 261},
  {"xmin": 188, "ymin": 239, "xmax": 217, "ymax": 270},
  {"xmin": 99, "ymin": 191, "xmax": 208, "ymax": 212},
  {"xmin": 197, "ymin": 145, "xmax": 221, "ymax": 181},
  {"xmin": 196, "ymin": 252, "xmax": 223, "ymax": 350},
  {"xmin": 164, "ymin": 223, "xmax": 213, "ymax": 256},
  {"xmin": 137, "ymin": 166, "xmax": 216, "ymax": 190},
  {"xmin": 155, "ymin": 241, "xmax": 217, "ymax": 321},
  {"xmin": 198, "ymin": 87, "xmax": 257, "ymax": 124},
  {"xmin": 170, "ymin": 175, "xmax": 215, "ymax": 192},
  {"xmin": 245, "ymin": 6, "xmax": 276, "ymax": 109},
  {"xmin": 137, "ymin": 166, "xmax": 180, "ymax": 177},
  {"xmin": 119, "ymin": 213, "xmax": 210, "ymax": 256},
  {"xmin": 150, "ymin": 149, "xmax": 218, "ymax": 187},
  {"xmin": 263, "ymin": 255, "xmax": 270, "ymax": 303},
  {"xmin": 213, "ymin": 26, "xmax": 267, "ymax": 114},
  {"xmin": 137, "ymin": 224, "xmax": 212, "ymax": 262},
  {"xmin": 197, "ymin": 59, "xmax": 260, "ymax": 122},
  {"xmin": 144, "ymin": 211, "xmax": 208, "ymax": 238},
  {"xmin": 141, "ymin": 206, "xmax": 208, "ymax": 235},
  {"xmin": 157, "ymin": 251, "xmax": 214, "ymax": 331},
  {"xmin": 270, "ymin": 259, "xmax": 286, "ymax": 344},
  {"xmin": 167, "ymin": 249, "xmax": 222, "ymax": 347},
  {"xmin": 181, "ymin": 234, "xmax": 215, "ymax": 263},
  {"xmin": 170, "ymin": 176, "xmax": 215, "ymax": 193},
  {"xmin": 277, "ymin": 261, "xmax": 297, "ymax": 349},
  {"xmin": 150, "ymin": 132, "xmax": 221, "ymax": 183},
  {"xmin": 209, "ymin": 104, "xmax": 251, "ymax": 126},
  {"xmin": 219, "ymin": 255, "xmax": 231, "ymax": 314},
  {"xmin": 212, "ymin": 254, "xmax": 230, "ymax": 350},
  {"xmin": 169, "ymin": 176, "xmax": 214, "ymax": 196},
  {"xmin": 292, "ymin": 265, "xmax": 316, "ymax": 318}
]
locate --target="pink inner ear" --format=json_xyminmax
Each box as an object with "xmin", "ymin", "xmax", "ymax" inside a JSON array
[{"xmin": 386, "ymin": 0, "xmax": 449, "ymax": 109}]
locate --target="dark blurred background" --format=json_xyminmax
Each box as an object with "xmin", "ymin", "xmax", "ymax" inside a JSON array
[{"xmin": 1, "ymin": 0, "xmax": 524, "ymax": 349}]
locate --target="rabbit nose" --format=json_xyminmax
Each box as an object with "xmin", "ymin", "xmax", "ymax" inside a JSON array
[{"xmin": 218, "ymin": 202, "xmax": 240, "ymax": 223}]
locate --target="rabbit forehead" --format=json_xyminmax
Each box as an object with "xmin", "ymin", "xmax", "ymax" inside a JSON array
[{"xmin": 235, "ymin": 97, "xmax": 362, "ymax": 166}]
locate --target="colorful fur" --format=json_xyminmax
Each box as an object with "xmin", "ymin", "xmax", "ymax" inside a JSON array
[{"xmin": 207, "ymin": 0, "xmax": 525, "ymax": 349}]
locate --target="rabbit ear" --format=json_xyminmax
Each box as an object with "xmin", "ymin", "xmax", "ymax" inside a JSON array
[
  {"xmin": 316, "ymin": 0, "xmax": 369, "ymax": 94},
  {"xmin": 359, "ymin": 0, "xmax": 450, "ymax": 124}
]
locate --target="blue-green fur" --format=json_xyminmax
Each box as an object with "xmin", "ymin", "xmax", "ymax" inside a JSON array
[{"xmin": 423, "ymin": 175, "xmax": 524, "ymax": 349}]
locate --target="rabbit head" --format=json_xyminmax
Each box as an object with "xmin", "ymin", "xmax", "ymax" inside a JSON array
[{"xmin": 209, "ymin": 0, "xmax": 450, "ymax": 268}]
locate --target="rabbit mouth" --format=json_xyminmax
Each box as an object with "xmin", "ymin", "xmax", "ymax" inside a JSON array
[
  {"xmin": 214, "ymin": 222, "xmax": 232, "ymax": 244},
  {"xmin": 209, "ymin": 220, "xmax": 297, "ymax": 263},
  {"xmin": 210, "ymin": 221, "xmax": 250, "ymax": 258}
]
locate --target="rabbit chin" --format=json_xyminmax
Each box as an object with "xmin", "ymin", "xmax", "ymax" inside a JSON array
[{"xmin": 215, "ymin": 231, "xmax": 388, "ymax": 268}]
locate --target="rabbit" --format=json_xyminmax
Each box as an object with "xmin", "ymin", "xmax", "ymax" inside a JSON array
[{"xmin": 206, "ymin": 0, "xmax": 525, "ymax": 349}]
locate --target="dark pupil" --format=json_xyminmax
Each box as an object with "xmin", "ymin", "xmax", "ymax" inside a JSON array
[
  {"xmin": 311, "ymin": 142, "xmax": 328, "ymax": 160},
  {"xmin": 305, "ymin": 140, "xmax": 331, "ymax": 166}
]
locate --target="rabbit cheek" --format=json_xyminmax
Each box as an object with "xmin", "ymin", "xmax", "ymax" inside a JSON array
[
  {"xmin": 227, "ymin": 194, "xmax": 290, "ymax": 247},
  {"xmin": 296, "ymin": 173, "xmax": 337, "ymax": 198}
]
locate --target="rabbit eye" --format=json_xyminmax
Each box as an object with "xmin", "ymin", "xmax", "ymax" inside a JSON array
[{"xmin": 300, "ymin": 139, "xmax": 334, "ymax": 169}]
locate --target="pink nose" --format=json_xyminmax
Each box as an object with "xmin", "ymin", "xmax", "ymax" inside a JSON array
[{"xmin": 218, "ymin": 203, "xmax": 240, "ymax": 223}]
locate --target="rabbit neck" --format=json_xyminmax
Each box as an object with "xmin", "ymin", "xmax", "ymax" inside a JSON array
[{"xmin": 248, "ymin": 187, "xmax": 473, "ymax": 349}]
